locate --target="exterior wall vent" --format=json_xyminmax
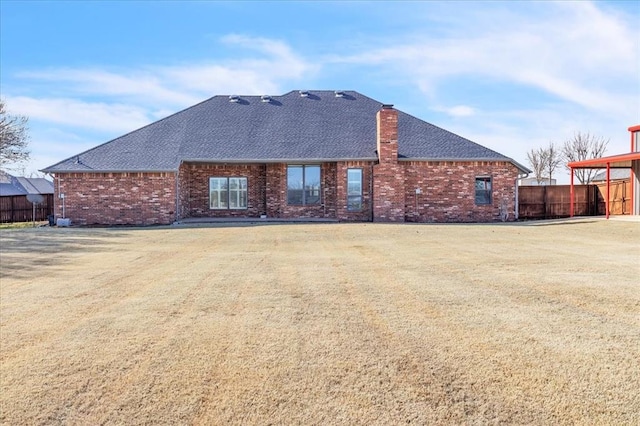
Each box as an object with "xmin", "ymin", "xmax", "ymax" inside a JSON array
[
  {"xmin": 299, "ymin": 90, "xmax": 309, "ymax": 97},
  {"xmin": 229, "ymin": 95, "xmax": 240, "ymax": 103},
  {"xmin": 334, "ymin": 91, "xmax": 345, "ymax": 98},
  {"xmin": 261, "ymin": 95, "xmax": 271, "ymax": 103}
]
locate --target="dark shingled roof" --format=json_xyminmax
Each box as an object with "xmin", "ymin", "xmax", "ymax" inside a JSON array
[
  {"xmin": 42, "ymin": 90, "xmax": 529, "ymax": 173},
  {"xmin": 0, "ymin": 171, "xmax": 54, "ymax": 196}
]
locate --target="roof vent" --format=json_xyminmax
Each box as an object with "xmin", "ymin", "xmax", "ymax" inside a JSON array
[
  {"xmin": 229, "ymin": 95, "xmax": 240, "ymax": 103},
  {"xmin": 299, "ymin": 90, "xmax": 309, "ymax": 97},
  {"xmin": 261, "ymin": 95, "xmax": 271, "ymax": 103},
  {"xmin": 334, "ymin": 91, "xmax": 345, "ymax": 98},
  {"xmin": 381, "ymin": 104, "xmax": 394, "ymax": 109}
]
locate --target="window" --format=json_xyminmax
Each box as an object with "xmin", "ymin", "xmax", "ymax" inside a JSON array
[
  {"xmin": 475, "ymin": 176, "xmax": 492, "ymax": 205},
  {"xmin": 287, "ymin": 165, "xmax": 321, "ymax": 205},
  {"xmin": 209, "ymin": 177, "xmax": 247, "ymax": 209},
  {"xmin": 347, "ymin": 168, "xmax": 363, "ymax": 211}
]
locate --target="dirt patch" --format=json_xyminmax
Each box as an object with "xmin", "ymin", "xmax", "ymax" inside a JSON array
[{"xmin": 1, "ymin": 221, "xmax": 638, "ymax": 424}]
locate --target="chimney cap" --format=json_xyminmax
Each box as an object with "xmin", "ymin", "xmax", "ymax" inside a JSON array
[{"xmin": 381, "ymin": 104, "xmax": 394, "ymax": 109}]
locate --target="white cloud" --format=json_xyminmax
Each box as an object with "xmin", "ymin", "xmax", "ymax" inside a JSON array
[
  {"xmin": 6, "ymin": 35, "xmax": 314, "ymax": 141},
  {"xmin": 5, "ymin": 96, "xmax": 151, "ymax": 133},
  {"xmin": 438, "ymin": 105, "xmax": 476, "ymax": 117},
  {"xmin": 15, "ymin": 35, "xmax": 313, "ymax": 106},
  {"xmin": 328, "ymin": 2, "xmax": 638, "ymax": 118},
  {"xmin": 17, "ymin": 68, "xmax": 201, "ymax": 106}
]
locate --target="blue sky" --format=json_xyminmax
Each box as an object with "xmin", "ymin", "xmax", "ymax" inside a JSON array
[{"xmin": 1, "ymin": 1, "xmax": 639, "ymax": 183}]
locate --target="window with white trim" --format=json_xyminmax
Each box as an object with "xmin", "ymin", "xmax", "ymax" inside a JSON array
[
  {"xmin": 209, "ymin": 177, "xmax": 247, "ymax": 209},
  {"xmin": 475, "ymin": 176, "xmax": 492, "ymax": 205},
  {"xmin": 347, "ymin": 168, "xmax": 363, "ymax": 211},
  {"xmin": 287, "ymin": 165, "xmax": 321, "ymax": 205}
]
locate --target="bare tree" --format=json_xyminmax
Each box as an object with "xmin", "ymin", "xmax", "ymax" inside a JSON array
[
  {"xmin": 0, "ymin": 100, "xmax": 30, "ymax": 167},
  {"xmin": 526, "ymin": 142, "xmax": 562, "ymax": 185},
  {"xmin": 562, "ymin": 131, "xmax": 609, "ymax": 184},
  {"xmin": 526, "ymin": 147, "xmax": 547, "ymax": 184},
  {"xmin": 545, "ymin": 142, "xmax": 562, "ymax": 185}
]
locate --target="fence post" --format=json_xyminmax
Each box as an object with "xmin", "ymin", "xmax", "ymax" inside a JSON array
[{"xmin": 544, "ymin": 186, "xmax": 548, "ymax": 219}]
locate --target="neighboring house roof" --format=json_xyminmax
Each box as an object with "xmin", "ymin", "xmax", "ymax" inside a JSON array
[
  {"xmin": 42, "ymin": 90, "xmax": 530, "ymax": 173},
  {"xmin": 0, "ymin": 171, "xmax": 54, "ymax": 196},
  {"xmin": 15, "ymin": 177, "xmax": 54, "ymax": 194},
  {"xmin": 592, "ymin": 169, "xmax": 631, "ymax": 182}
]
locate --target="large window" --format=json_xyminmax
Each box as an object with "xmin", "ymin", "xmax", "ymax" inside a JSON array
[
  {"xmin": 347, "ymin": 168, "xmax": 363, "ymax": 211},
  {"xmin": 210, "ymin": 177, "xmax": 247, "ymax": 209},
  {"xmin": 287, "ymin": 165, "xmax": 321, "ymax": 205},
  {"xmin": 475, "ymin": 176, "xmax": 492, "ymax": 205}
]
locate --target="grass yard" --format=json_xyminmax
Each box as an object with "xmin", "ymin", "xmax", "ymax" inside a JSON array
[{"xmin": 1, "ymin": 220, "xmax": 639, "ymax": 425}]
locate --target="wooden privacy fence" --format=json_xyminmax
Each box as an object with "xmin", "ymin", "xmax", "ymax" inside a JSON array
[
  {"xmin": 594, "ymin": 180, "xmax": 631, "ymax": 216},
  {"xmin": 0, "ymin": 194, "xmax": 54, "ymax": 223},
  {"xmin": 518, "ymin": 180, "xmax": 631, "ymax": 220}
]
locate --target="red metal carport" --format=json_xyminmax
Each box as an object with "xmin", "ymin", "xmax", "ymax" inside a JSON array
[{"xmin": 569, "ymin": 152, "xmax": 640, "ymax": 218}]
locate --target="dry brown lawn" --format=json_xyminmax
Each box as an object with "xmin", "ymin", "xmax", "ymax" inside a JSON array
[{"xmin": 1, "ymin": 220, "xmax": 639, "ymax": 425}]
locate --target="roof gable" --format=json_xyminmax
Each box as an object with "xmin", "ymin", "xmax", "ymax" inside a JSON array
[{"xmin": 43, "ymin": 90, "xmax": 525, "ymax": 173}]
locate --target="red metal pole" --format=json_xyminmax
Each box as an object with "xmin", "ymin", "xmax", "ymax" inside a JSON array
[
  {"xmin": 570, "ymin": 168, "xmax": 574, "ymax": 217},
  {"xmin": 630, "ymin": 129, "xmax": 635, "ymax": 216},
  {"xmin": 606, "ymin": 162, "xmax": 610, "ymax": 220}
]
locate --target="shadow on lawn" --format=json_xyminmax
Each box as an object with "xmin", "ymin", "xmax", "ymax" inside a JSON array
[{"xmin": 0, "ymin": 228, "xmax": 126, "ymax": 280}]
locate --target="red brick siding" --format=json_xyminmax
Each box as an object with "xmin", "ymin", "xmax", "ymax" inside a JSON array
[
  {"xmin": 52, "ymin": 161, "xmax": 519, "ymax": 225},
  {"xmin": 53, "ymin": 172, "xmax": 176, "ymax": 225},
  {"xmin": 402, "ymin": 161, "xmax": 518, "ymax": 222},
  {"xmin": 180, "ymin": 163, "xmax": 266, "ymax": 218},
  {"xmin": 265, "ymin": 163, "xmax": 285, "ymax": 217},
  {"xmin": 336, "ymin": 161, "xmax": 374, "ymax": 221},
  {"xmin": 373, "ymin": 107, "xmax": 405, "ymax": 222},
  {"xmin": 176, "ymin": 165, "xmax": 189, "ymax": 220},
  {"xmin": 265, "ymin": 163, "xmax": 338, "ymax": 219},
  {"xmin": 377, "ymin": 107, "xmax": 398, "ymax": 164},
  {"xmin": 181, "ymin": 162, "xmax": 348, "ymax": 220}
]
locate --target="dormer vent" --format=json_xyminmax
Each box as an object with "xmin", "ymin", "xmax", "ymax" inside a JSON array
[
  {"xmin": 299, "ymin": 90, "xmax": 309, "ymax": 97},
  {"xmin": 261, "ymin": 95, "xmax": 271, "ymax": 103},
  {"xmin": 229, "ymin": 95, "xmax": 240, "ymax": 103},
  {"xmin": 334, "ymin": 91, "xmax": 345, "ymax": 98}
]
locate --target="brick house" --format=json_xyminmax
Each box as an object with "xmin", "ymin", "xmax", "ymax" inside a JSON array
[{"xmin": 42, "ymin": 90, "xmax": 529, "ymax": 225}]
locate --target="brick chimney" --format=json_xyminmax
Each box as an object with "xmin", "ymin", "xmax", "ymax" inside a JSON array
[
  {"xmin": 373, "ymin": 104, "xmax": 405, "ymax": 222},
  {"xmin": 377, "ymin": 104, "xmax": 398, "ymax": 163}
]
